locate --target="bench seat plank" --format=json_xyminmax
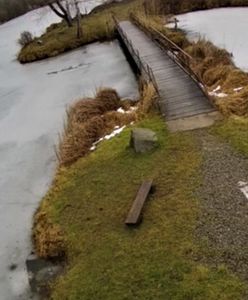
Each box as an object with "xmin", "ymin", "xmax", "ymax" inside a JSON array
[{"xmin": 125, "ymin": 180, "xmax": 153, "ymax": 225}]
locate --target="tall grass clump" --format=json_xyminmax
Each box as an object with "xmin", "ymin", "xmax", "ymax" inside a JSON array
[
  {"xmin": 185, "ymin": 40, "xmax": 248, "ymax": 116},
  {"xmin": 58, "ymin": 84, "xmax": 157, "ymax": 167},
  {"xmin": 57, "ymin": 88, "xmax": 125, "ymax": 166}
]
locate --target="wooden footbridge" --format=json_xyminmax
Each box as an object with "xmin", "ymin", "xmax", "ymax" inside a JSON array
[{"xmin": 116, "ymin": 20, "xmax": 215, "ymax": 121}]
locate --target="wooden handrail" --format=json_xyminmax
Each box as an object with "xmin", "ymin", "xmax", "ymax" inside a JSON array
[
  {"xmin": 114, "ymin": 15, "xmax": 210, "ymax": 100},
  {"xmin": 152, "ymin": 27, "xmax": 192, "ymax": 61},
  {"xmin": 130, "ymin": 14, "xmax": 191, "ymax": 62},
  {"xmin": 129, "ymin": 15, "xmax": 209, "ymax": 99}
]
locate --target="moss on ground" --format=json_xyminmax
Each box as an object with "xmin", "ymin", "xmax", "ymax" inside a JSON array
[
  {"xmin": 212, "ymin": 117, "xmax": 248, "ymax": 156},
  {"xmin": 36, "ymin": 115, "xmax": 247, "ymax": 299}
]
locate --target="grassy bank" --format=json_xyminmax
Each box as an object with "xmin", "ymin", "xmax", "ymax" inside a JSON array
[
  {"xmin": 18, "ymin": 0, "xmax": 143, "ymax": 63},
  {"xmin": 212, "ymin": 117, "xmax": 248, "ymax": 156},
  {"xmin": 35, "ymin": 114, "xmax": 247, "ymax": 299}
]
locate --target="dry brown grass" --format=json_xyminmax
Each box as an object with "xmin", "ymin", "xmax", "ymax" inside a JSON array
[
  {"xmin": 67, "ymin": 89, "xmax": 120, "ymax": 124},
  {"xmin": 133, "ymin": 13, "xmax": 189, "ymax": 48},
  {"xmin": 57, "ymin": 85, "xmax": 156, "ymax": 167},
  {"xmin": 185, "ymin": 40, "xmax": 233, "ymax": 83},
  {"xmin": 33, "ymin": 199, "xmax": 65, "ymax": 258},
  {"xmin": 216, "ymin": 87, "xmax": 248, "ymax": 116},
  {"xmin": 137, "ymin": 83, "xmax": 157, "ymax": 117},
  {"xmin": 58, "ymin": 88, "xmax": 121, "ymax": 166},
  {"xmin": 185, "ymin": 40, "xmax": 248, "ymax": 116}
]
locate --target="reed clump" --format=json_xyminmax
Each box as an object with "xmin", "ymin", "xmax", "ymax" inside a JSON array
[
  {"xmin": 58, "ymin": 84, "xmax": 156, "ymax": 167},
  {"xmin": 185, "ymin": 40, "xmax": 248, "ymax": 115},
  {"xmin": 58, "ymin": 88, "xmax": 126, "ymax": 166}
]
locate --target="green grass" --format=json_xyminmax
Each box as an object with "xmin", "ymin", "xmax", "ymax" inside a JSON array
[
  {"xmin": 38, "ymin": 115, "xmax": 247, "ymax": 299},
  {"xmin": 18, "ymin": 0, "xmax": 142, "ymax": 63},
  {"xmin": 212, "ymin": 117, "xmax": 248, "ymax": 156}
]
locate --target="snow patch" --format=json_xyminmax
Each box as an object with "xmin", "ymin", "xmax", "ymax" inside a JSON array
[
  {"xmin": 117, "ymin": 106, "xmax": 138, "ymax": 114},
  {"xmin": 213, "ymin": 85, "xmax": 221, "ymax": 93},
  {"xmin": 238, "ymin": 181, "xmax": 248, "ymax": 200},
  {"xmin": 209, "ymin": 85, "xmax": 228, "ymax": 98},
  {"xmin": 90, "ymin": 126, "xmax": 126, "ymax": 151},
  {"xmin": 104, "ymin": 126, "xmax": 126, "ymax": 140},
  {"xmin": 234, "ymin": 87, "xmax": 243, "ymax": 92}
]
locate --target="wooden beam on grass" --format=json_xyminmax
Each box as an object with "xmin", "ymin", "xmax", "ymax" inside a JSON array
[{"xmin": 125, "ymin": 180, "xmax": 153, "ymax": 226}]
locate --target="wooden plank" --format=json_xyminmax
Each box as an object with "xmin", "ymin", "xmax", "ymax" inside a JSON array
[
  {"xmin": 166, "ymin": 107, "xmax": 215, "ymax": 120},
  {"xmin": 165, "ymin": 95, "xmax": 208, "ymax": 106},
  {"xmin": 159, "ymin": 89, "xmax": 205, "ymax": 101},
  {"xmin": 125, "ymin": 180, "xmax": 153, "ymax": 226}
]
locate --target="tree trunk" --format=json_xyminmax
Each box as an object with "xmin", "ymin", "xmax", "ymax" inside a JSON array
[
  {"xmin": 74, "ymin": 0, "xmax": 82, "ymax": 38},
  {"xmin": 65, "ymin": 0, "xmax": 72, "ymax": 26},
  {"xmin": 48, "ymin": 1, "xmax": 73, "ymax": 27}
]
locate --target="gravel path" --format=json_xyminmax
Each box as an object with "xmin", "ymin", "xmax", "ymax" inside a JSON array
[{"xmin": 194, "ymin": 131, "xmax": 248, "ymax": 281}]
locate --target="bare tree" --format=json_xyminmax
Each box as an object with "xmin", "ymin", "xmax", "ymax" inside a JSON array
[
  {"xmin": 39, "ymin": 0, "xmax": 83, "ymax": 37},
  {"xmin": 48, "ymin": 0, "xmax": 73, "ymax": 27}
]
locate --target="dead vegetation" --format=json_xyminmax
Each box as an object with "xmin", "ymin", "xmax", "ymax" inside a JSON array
[
  {"xmin": 33, "ymin": 203, "xmax": 65, "ymax": 259},
  {"xmin": 185, "ymin": 40, "xmax": 248, "ymax": 116},
  {"xmin": 57, "ymin": 88, "xmax": 122, "ymax": 166}
]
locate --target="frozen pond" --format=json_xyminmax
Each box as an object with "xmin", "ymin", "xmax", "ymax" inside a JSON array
[
  {"xmin": 0, "ymin": 2, "xmax": 138, "ymax": 300},
  {"xmin": 176, "ymin": 8, "xmax": 248, "ymax": 71}
]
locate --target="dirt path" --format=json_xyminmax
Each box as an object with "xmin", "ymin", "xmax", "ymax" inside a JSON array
[{"xmin": 194, "ymin": 130, "xmax": 248, "ymax": 281}]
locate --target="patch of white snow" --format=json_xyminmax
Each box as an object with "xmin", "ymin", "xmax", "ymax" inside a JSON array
[
  {"xmin": 238, "ymin": 181, "xmax": 248, "ymax": 200},
  {"xmin": 209, "ymin": 86, "xmax": 228, "ymax": 98},
  {"xmin": 90, "ymin": 126, "xmax": 126, "ymax": 151},
  {"xmin": 234, "ymin": 87, "xmax": 243, "ymax": 92},
  {"xmin": 117, "ymin": 106, "xmax": 138, "ymax": 114}
]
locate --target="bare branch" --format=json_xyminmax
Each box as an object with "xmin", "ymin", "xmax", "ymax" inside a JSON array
[{"xmin": 48, "ymin": 3, "xmax": 65, "ymax": 19}]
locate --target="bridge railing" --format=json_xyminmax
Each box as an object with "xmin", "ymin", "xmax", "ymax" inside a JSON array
[
  {"xmin": 130, "ymin": 14, "xmax": 209, "ymax": 98},
  {"xmin": 113, "ymin": 16, "xmax": 160, "ymax": 95},
  {"xmin": 127, "ymin": 14, "xmax": 209, "ymax": 99}
]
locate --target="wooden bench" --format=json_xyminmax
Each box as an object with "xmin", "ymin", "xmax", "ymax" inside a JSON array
[{"xmin": 125, "ymin": 180, "xmax": 154, "ymax": 226}]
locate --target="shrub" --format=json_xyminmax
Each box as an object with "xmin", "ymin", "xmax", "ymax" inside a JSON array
[{"xmin": 18, "ymin": 31, "xmax": 34, "ymax": 47}]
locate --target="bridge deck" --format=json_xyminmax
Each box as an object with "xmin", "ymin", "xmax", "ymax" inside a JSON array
[{"xmin": 118, "ymin": 21, "xmax": 215, "ymax": 120}]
